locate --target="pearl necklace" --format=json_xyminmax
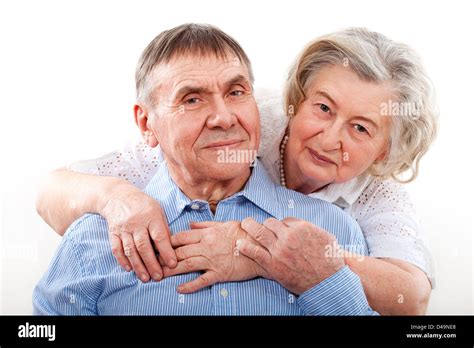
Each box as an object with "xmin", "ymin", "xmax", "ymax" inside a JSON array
[{"xmin": 279, "ymin": 134, "xmax": 289, "ymax": 187}]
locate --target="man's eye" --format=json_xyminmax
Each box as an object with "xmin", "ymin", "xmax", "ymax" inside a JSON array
[
  {"xmin": 184, "ymin": 97, "xmax": 200, "ymax": 105},
  {"xmin": 319, "ymin": 104, "xmax": 330, "ymax": 113},
  {"xmin": 353, "ymin": 124, "xmax": 368, "ymax": 134},
  {"xmin": 229, "ymin": 90, "xmax": 244, "ymax": 97}
]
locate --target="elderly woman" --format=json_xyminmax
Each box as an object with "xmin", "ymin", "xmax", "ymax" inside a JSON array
[{"xmin": 37, "ymin": 28, "xmax": 437, "ymax": 315}]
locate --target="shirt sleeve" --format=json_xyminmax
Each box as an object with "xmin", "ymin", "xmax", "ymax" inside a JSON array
[
  {"xmin": 352, "ymin": 177, "xmax": 435, "ymax": 288},
  {"xmin": 67, "ymin": 138, "xmax": 163, "ymax": 190},
  {"xmin": 297, "ymin": 266, "xmax": 379, "ymax": 316},
  {"xmin": 32, "ymin": 217, "xmax": 102, "ymax": 315}
]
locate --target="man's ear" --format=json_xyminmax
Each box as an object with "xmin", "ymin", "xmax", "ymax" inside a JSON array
[{"xmin": 134, "ymin": 103, "xmax": 159, "ymax": 148}]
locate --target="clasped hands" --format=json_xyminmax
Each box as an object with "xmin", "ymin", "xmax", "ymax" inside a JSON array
[{"xmin": 158, "ymin": 217, "xmax": 346, "ymax": 295}]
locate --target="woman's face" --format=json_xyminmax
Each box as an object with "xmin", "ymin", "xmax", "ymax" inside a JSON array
[{"xmin": 286, "ymin": 64, "xmax": 393, "ymax": 192}]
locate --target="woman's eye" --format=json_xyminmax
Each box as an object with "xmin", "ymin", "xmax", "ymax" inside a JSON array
[
  {"xmin": 353, "ymin": 124, "xmax": 368, "ymax": 134},
  {"xmin": 319, "ymin": 104, "xmax": 330, "ymax": 113}
]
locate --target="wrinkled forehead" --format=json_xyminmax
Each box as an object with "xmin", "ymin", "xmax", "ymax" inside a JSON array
[{"xmin": 150, "ymin": 53, "xmax": 252, "ymax": 98}]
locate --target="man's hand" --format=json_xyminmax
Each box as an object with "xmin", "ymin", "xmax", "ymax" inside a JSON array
[
  {"xmin": 236, "ymin": 217, "xmax": 346, "ymax": 295},
  {"xmin": 101, "ymin": 181, "xmax": 177, "ymax": 282},
  {"xmin": 161, "ymin": 221, "xmax": 268, "ymax": 294}
]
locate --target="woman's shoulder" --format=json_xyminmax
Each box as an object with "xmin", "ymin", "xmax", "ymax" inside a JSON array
[
  {"xmin": 254, "ymin": 88, "xmax": 288, "ymax": 157},
  {"xmin": 353, "ymin": 176, "xmax": 416, "ymax": 218}
]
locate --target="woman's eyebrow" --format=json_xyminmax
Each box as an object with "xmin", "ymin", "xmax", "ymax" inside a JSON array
[
  {"xmin": 314, "ymin": 90, "xmax": 339, "ymax": 108},
  {"xmin": 353, "ymin": 115, "xmax": 379, "ymax": 130}
]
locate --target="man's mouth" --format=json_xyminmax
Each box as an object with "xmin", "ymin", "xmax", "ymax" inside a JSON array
[{"xmin": 204, "ymin": 139, "xmax": 244, "ymax": 149}]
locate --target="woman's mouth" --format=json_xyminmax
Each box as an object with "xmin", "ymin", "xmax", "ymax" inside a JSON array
[{"xmin": 308, "ymin": 148, "xmax": 337, "ymax": 166}]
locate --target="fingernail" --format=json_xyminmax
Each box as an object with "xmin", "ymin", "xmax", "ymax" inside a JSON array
[
  {"xmin": 141, "ymin": 273, "xmax": 149, "ymax": 282},
  {"xmin": 153, "ymin": 273, "xmax": 162, "ymax": 281},
  {"xmin": 125, "ymin": 265, "xmax": 132, "ymax": 272}
]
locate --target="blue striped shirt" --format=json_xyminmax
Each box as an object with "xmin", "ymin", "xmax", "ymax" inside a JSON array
[{"xmin": 33, "ymin": 160, "xmax": 376, "ymax": 315}]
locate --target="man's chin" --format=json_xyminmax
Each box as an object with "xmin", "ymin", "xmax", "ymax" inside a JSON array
[{"xmin": 201, "ymin": 162, "xmax": 252, "ymax": 180}]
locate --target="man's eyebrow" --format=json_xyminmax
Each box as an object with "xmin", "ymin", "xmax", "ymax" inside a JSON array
[
  {"xmin": 172, "ymin": 74, "xmax": 251, "ymax": 102},
  {"xmin": 173, "ymin": 86, "xmax": 208, "ymax": 101},
  {"xmin": 225, "ymin": 74, "xmax": 251, "ymax": 88}
]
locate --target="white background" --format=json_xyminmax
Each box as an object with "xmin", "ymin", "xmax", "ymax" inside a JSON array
[{"xmin": 0, "ymin": 0, "xmax": 472, "ymax": 314}]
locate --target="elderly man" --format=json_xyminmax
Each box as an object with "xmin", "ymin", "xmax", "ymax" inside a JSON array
[{"xmin": 33, "ymin": 24, "xmax": 375, "ymax": 315}]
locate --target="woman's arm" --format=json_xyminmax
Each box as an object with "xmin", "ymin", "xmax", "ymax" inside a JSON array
[
  {"xmin": 345, "ymin": 177, "xmax": 434, "ymax": 315},
  {"xmin": 345, "ymin": 254, "xmax": 431, "ymax": 315},
  {"xmin": 36, "ymin": 167, "xmax": 119, "ymax": 236},
  {"xmin": 36, "ymin": 167, "xmax": 177, "ymax": 282}
]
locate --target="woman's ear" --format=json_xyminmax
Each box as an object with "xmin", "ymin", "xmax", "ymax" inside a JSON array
[
  {"xmin": 134, "ymin": 104, "xmax": 159, "ymax": 148},
  {"xmin": 375, "ymin": 146, "xmax": 389, "ymax": 163}
]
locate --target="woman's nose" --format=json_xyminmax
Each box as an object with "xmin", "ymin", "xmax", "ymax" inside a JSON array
[{"xmin": 317, "ymin": 123, "xmax": 342, "ymax": 151}]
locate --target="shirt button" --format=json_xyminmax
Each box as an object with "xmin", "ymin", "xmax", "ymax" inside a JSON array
[
  {"xmin": 219, "ymin": 288, "xmax": 229, "ymax": 298},
  {"xmin": 190, "ymin": 203, "xmax": 200, "ymax": 210}
]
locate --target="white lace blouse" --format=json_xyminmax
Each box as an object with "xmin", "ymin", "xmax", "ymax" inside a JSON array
[{"xmin": 68, "ymin": 89, "xmax": 435, "ymax": 287}]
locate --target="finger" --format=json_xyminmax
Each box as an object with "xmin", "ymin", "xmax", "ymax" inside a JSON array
[
  {"xmin": 171, "ymin": 230, "xmax": 203, "ymax": 247},
  {"xmin": 281, "ymin": 216, "xmax": 303, "ymax": 228},
  {"xmin": 177, "ymin": 271, "xmax": 219, "ymax": 294},
  {"xmin": 175, "ymin": 244, "xmax": 203, "ymax": 261},
  {"xmin": 262, "ymin": 217, "xmax": 288, "ymax": 239},
  {"xmin": 133, "ymin": 228, "xmax": 163, "ymax": 281},
  {"xmin": 121, "ymin": 233, "xmax": 150, "ymax": 282},
  {"xmin": 162, "ymin": 257, "xmax": 208, "ymax": 277},
  {"xmin": 241, "ymin": 217, "xmax": 276, "ymax": 250},
  {"xmin": 149, "ymin": 208, "xmax": 177, "ymax": 268},
  {"xmin": 189, "ymin": 221, "xmax": 221, "ymax": 229},
  {"xmin": 236, "ymin": 239, "xmax": 272, "ymax": 269},
  {"xmin": 158, "ymin": 254, "xmax": 166, "ymax": 266},
  {"xmin": 109, "ymin": 233, "xmax": 132, "ymax": 272}
]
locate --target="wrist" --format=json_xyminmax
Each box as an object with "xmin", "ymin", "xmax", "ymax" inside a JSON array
[{"xmin": 96, "ymin": 176, "xmax": 127, "ymax": 215}]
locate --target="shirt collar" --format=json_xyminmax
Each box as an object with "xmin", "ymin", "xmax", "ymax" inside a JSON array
[
  {"xmin": 225, "ymin": 160, "xmax": 282, "ymax": 220},
  {"xmin": 144, "ymin": 161, "xmax": 192, "ymax": 224},
  {"xmin": 309, "ymin": 172, "xmax": 373, "ymax": 209},
  {"xmin": 144, "ymin": 159, "xmax": 282, "ymax": 224}
]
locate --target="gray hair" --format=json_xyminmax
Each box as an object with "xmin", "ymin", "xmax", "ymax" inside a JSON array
[
  {"xmin": 136, "ymin": 23, "xmax": 254, "ymax": 106},
  {"xmin": 285, "ymin": 27, "xmax": 438, "ymax": 183}
]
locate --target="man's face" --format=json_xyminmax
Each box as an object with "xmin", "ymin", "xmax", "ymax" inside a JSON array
[{"xmin": 143, "ymin": 54, "xmax": 260, "ymax": 184}]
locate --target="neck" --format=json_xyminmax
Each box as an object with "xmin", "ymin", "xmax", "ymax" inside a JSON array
[
  {"xmin": 283, "ymin": 140, "xmax": 329, "ymax": 195},
  {"xmin": 166, "ymin": 162, "xmax": 251, "ymax": 212}
]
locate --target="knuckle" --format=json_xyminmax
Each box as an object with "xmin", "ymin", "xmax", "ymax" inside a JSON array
[
  {"xmin": 176, "ymin": 248, "xmax": 186, "ymax": 260},
  {"xmin": 254, "ymin": 226, "xmax": 266, "ymax": 240},
  {"xmin": 111, "ymin": 246, "xmax": 122, "ymax": 256},
  {"xmin": 134, "ymin": 238, "xmax": 149, "ymax": 252},
  {"xmin": 184, "ymin": 258, "xmax": 194, "ymax": 271},
  {"xmin": 199, "ymin": 274, "xmax": 210, "ymax": 285}
]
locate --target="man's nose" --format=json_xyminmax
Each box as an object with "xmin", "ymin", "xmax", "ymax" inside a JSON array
[{"xmin": 206, "ymin": 98, "xmax": 236, "ymax": 130}]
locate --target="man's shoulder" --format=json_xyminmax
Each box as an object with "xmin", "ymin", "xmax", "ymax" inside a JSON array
[
  {"xmin": 275, "ymin": 185, "xmax": 345, "ymax": 216},
  {"xmin": 64, "ymin": 213, "xmax": 109, "ymax": 243},
  {"xmin": 274, "ymin": 186, "xmax": 363, "ymax": 242}
]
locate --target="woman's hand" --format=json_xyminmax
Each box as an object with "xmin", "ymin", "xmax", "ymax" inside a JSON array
[
  {"xmin": 101, "ymin": 181, "xmax": 177, "ymax": 282},
  {"xmin": 161, "ymin": 221, "xmax": 269, "ymax": 293},
  {"xmin": 237, "ymin": 217, "xmax": 345, "ymax": 295}
]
